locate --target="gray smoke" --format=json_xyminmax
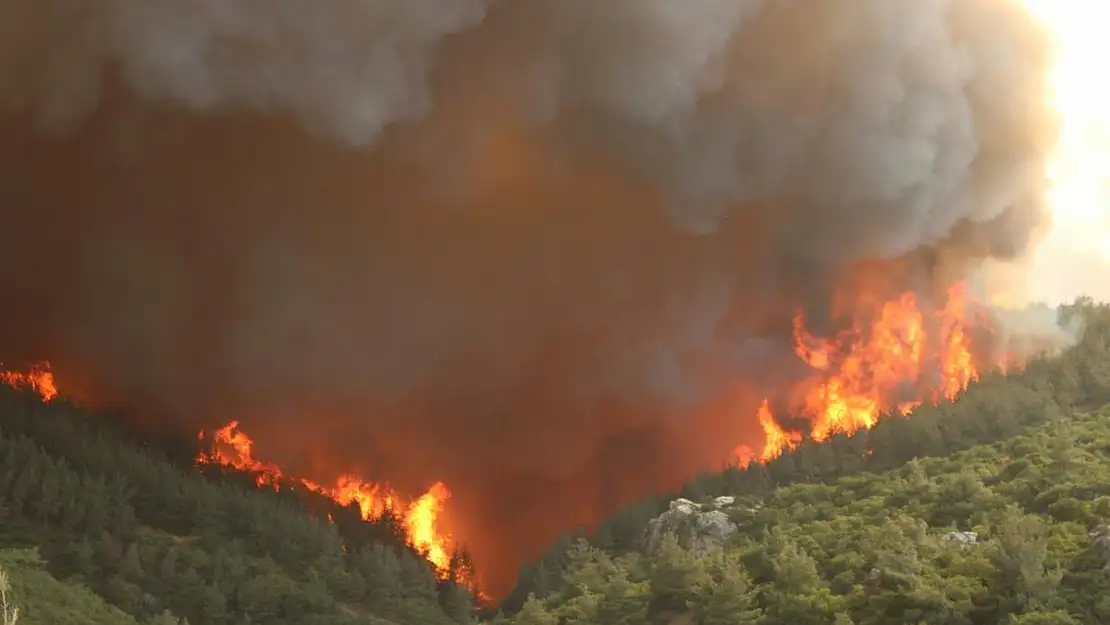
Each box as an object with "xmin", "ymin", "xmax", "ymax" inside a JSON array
[
  {"xmin": 1, "ymin": 0, "xmax": 1056, "ymax": 250},
  {"xmin": 0, "ymin": 0, "xmax": 1060, "ymax": 596}
]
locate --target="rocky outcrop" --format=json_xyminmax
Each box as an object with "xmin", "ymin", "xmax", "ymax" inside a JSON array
[
  {"xmin": 941, "ymin": 531, "xmax": 978, "ymax": 549},
  {"xmin": 644, "ymin": 497, "xmax": 754, "ymax": 553}
]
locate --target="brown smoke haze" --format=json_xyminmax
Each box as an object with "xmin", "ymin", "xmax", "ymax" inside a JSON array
[{"xmin": 0, "ymin": 0, "xmax": 1061, "ymax": 596}]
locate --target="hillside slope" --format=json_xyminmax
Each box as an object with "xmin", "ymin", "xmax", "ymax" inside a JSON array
[
  {"xmin": 495, "ymin": 402, "xmax": 1110, "ymax": 625},
  {"xmin": 0, "ymin": 299, "xmax": 1106, "ymax": 624},
  {"xmin": 0, "ymin": 548, "xmax": 141, "ymax": 625},
  {"xmin": 0, "ymin": 388, "xmax": 479, "ymax": 625},
  {"xmin": 494, "ymin": 300, "xmax": 1110, "ymax": 624}
]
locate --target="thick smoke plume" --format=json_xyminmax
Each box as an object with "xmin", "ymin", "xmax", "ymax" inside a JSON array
[{"xmin": 0, "ymin": 0, "xmax": 1059, "ymax": 596}]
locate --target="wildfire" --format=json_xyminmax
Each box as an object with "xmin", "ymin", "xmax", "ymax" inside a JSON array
[
  {"xmin": 0, "ymin": 362, "xmax": 58, "ymax": 401},
  {"xmin": 196, "ymin": 421, "xmax": 462, "ymax": 583},
  {"xmin": 756, "ymin": 399, "xmax": 801, "ymax": 462},
  {"xmin": 0, "ymin": 282, "xmax": 1004, "ymax": 597},
  {"xmin": 0, "ymin": 364, "xmax": 477, "ymax": 592},
  {"xmin": 739, "ymin": 282, "xmax": 989, "ymax": 463}
]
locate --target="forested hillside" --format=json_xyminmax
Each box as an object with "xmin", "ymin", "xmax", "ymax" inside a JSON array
[
  {"xmin": 497, "ymin": 403, "xmax": 1110, "ymax": 625},
  {"xmin": 495, "ymin": 299, "xmax": 1110, "ymax": 625},
  {"xmin": 0, "ymin": 550, "xmax": 141, "ymax": 624},
  {"xmin": 0, "ymin": 299, "xmax": 1107, "ymax": 625},
  {"xmin": 0, "ymin": 387, "xmax": 480, "ymax": 624}
]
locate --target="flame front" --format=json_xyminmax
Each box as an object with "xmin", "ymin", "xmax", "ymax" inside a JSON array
[
  {"xmin": 0, "ymin": 368, "xmax": 475, "ymax": 590},
  {"xmin": 328, "ymin": 475, "xmax": 451, "ymax": 575},
  {"xmin": 0, "ymin": 362, "xmax": 58, "ymax": 401},
  {"xmin": 739, "ymin": 282, "xmax": 988, "ymax": 463},
  {"xmin": 195, "ymin": 421, "xmax": 459, "ymax": 572},
  {"xmin": 0, "ymin": 284, "xmax": 1001, "ymax": 597},
  {"xmin": 194, "ymin": 421, "xmax": 473, "ymax": 589}
]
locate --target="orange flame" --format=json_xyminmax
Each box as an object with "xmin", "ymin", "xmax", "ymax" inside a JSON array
[
  {"xmin": 195, "ymin": 421, "xmax": 472, "ymax": 588},
  {"xmin": 0, "ymin": 362, "xmax": 58, "ymax": 401},
  {"xmin": 0, "ymin": 365, "xmax": 478, "ymax": 595},
  {"xmin": 738, "ymin": 282, "xmax": 992, "ymax": 463},
  {"xmin": 756, "ymin": 399, "xmax": 801, "ymax": 462},
  {"xmin": 0, "ymin": 281, "xmax": 1003, "ymax": 598}
]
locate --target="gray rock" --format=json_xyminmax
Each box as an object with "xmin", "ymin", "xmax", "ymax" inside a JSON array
[
  {"xmin": 644, "ymin": 497, "xmax": 739, "ymax": 553},
  {"xmin": 941, "ymin": 531, "xmax": 978, "ymax": 549},
  {"xmin": 669, "ymin": 498, "xmax": 700, "ymax": 515}
]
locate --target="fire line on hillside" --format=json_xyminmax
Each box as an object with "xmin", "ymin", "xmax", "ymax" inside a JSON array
[
  {"xmin": 0, "ymin": 0, "xmax": 1070, "ymax": 602},
  {"xmin": 0, "ymin": 361, "xmax": 484, "ymax": 594},
  {"xmin": 734, "ymin": 282, "xmax": 1010, "ymax": 465},
  {"xmin": 0, "ymin": 362, "xmax": 57, "ymax": 402},
  {"xmin": 0, "ymin": 279, "xmax": 1017, "ymax": 599},
  {"xmin": 194, "ymin": 421, "xmax": 472, "ymax": 589}
]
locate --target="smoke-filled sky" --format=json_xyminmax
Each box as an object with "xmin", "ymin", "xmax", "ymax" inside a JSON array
[
  {"xmin": 0, "ymin": 0, "xmax": 1065, "ymax": 595},
  {"xmin": 980, "ymin": 0, "xmax": 1110, "ymax": 307}
]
